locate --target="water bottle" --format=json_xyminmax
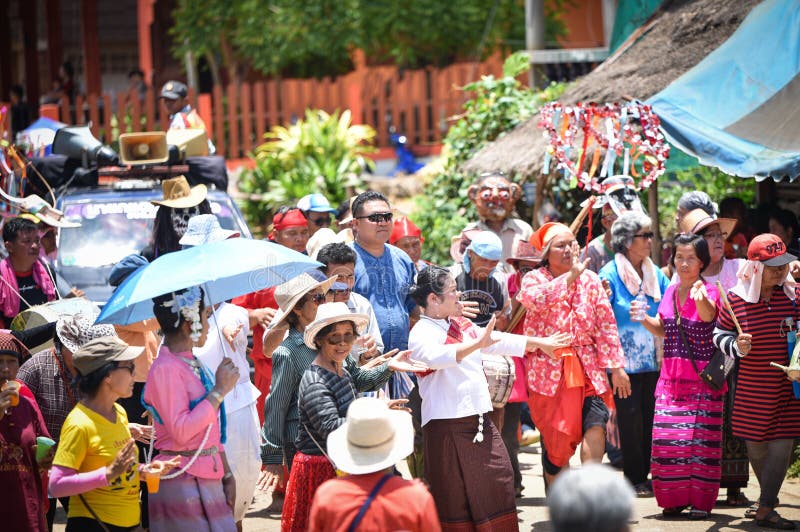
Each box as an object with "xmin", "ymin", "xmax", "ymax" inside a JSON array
[{"xmin": 631, "ymin": 290, "xmax": 648, "ymax": 322}]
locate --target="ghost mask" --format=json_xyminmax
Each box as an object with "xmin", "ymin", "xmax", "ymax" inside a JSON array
[
  {"xmin": 171, "ymin": 206, "xmax": 200, "ymax": 237},
  {"xmin": 467, "ymin": 174, "xmax": 522, "ymax": 224}
]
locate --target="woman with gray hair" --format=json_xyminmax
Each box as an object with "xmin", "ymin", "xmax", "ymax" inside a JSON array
[{"xmin": 599, "ymin": 211, "xmax": 669, "ymax": 496}]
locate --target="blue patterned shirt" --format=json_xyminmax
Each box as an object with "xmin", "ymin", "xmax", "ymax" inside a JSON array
[{"xmin": 599, "ymin": 260, "xmax": 670, "ymax": 374}]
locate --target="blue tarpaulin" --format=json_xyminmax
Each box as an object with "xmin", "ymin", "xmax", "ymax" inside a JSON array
[{"xmin": 647, "ymin": 0, "xmax": 800, "ymax": 181}]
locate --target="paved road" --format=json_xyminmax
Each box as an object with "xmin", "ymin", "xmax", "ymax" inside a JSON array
[{"xmin": 54, "ymin": 443, "xmax": 800, "ymax": 531}]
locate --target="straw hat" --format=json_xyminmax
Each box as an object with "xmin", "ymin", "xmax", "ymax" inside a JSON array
[
  {"xmin": 151, "ymin": 176, "xmax": 207, "ymax": 209},
  {"xmin": 179, "ymin": 214, "xmax": 240, "ymax": 247},
  {"xmin": 266, "ymin": 272, "xmax": 337, "ymax": 331},
  {"xmin": 303, "ymin": 302, "xmax": 369, "ymax": 349},
  {"xmin": 678, "ymin": 208, "xmax": 736, "ymax": 240},
  {"xmin": 327, "ymin": 397, "xmax": 414, "ymax": 475}
]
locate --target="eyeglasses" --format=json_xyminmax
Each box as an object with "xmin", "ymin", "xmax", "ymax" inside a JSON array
[
  {"xmin": 633, "ymin": 232, "xmax": 655, "ymax": 239},
  {"xmin": 309, "ymin": 216, "xmax": 331, "ymax": 227},
  {"xmin": 330, "ymin": 288, "xmax": 351, "ymax": 296},
  {"xmin": 356, "ymin": 212, "xmax": 393, "ymax": 224},
  {"xmin": 518, "ymin": 265, "xmax": 535, "ymax": 275},
  {"xmin": 115, "ymin": 363, "xmax": 135, "ymax": 375},
  {"xmin": 325, "ymin": 333, "xmax": 356, "ymax": 346},
  {"xmin": 703, "ymin": 231, "xmax": 728, "ymax": 240}
]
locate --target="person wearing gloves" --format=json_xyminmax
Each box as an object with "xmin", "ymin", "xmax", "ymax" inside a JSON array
[{"xmin": 408, "ymin": 266, "xmax": 570, "ymax": 531}]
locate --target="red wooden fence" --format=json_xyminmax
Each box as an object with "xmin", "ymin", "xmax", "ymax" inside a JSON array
[{"xmin": 45, "ymin": 53, "xmax": 505, "ymax": 159}]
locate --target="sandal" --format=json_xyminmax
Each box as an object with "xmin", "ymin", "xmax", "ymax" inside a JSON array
[
  {"xmin": 726, "ymin": 491, "xmax": 751, "ymax": 507},
  {"xmin": 746, "ymin": 502, "xmax": 760, "ymax": 519},
  {"xmin": 756, "ymin": 510, "xmax": 796, "ymax": 529},
  {"xmin": 662, "ymin": 505, "xmax": 688, "ymax": 517},
  {"xmin": 688, "ymin": 509, "xmax": 709, "ymax": 520}
]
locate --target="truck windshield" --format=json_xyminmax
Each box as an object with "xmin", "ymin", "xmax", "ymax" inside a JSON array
[{"xmin": 59, "ymin": 199, "xmax": 239, "ymax": 268}]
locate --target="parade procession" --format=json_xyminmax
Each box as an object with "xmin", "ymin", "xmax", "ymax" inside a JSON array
[{"xmin": 2, "ymin": 0, "xmax": 800, "ymax": 531}]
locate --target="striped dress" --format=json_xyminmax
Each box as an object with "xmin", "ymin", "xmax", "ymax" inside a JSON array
[
  {"xmin": 651, "ymin": 283, "xmax": 724, "ymax": 513},
  {"xmin": 714, "ymin": 286, "xmax": 800, "ymax": 441}
]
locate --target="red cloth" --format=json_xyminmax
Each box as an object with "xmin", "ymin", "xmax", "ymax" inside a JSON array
[
  {"xmin": 309, "ymin": 471, "xmax": 441, "ymax": 532},
  {"xmin": 282, "ymin": 452, "xmax": 336, "ymax": 532},
  {"xmin": 272, "ymin": 209, "xmax": 307, "ymax": 231},
  {"xmin": 232, "ymin": 287, "xmax": 278, "ymax": 425}
]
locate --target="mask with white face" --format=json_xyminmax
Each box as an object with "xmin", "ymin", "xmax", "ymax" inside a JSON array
[{"xmin": 171, "ymin": 206, "xmax": 200, "ymax": 237}]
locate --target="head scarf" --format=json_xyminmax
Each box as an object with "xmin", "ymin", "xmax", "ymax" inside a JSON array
[
  {"xmin": 529, "ymin": 222, "xmax": 572, "ymax": 252},
  {"xmin": 270, "ymin": 208, "xmax": 307, "ymax": 239},
  {"xmin": 463, "ymin": 231, "xmax": 502, "ymax": 274},
  {"xmin": 390, "ymin": 216, "xmax": 424, "ymax": 245},
  {"xmin": 731, "ymin": 260, "xmax": 796, "ymax": 303}
]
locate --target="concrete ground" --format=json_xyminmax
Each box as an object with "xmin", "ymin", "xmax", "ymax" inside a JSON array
[{"xmin": 54, "ymin": 443, "xmax": 800, "ymax": 531}]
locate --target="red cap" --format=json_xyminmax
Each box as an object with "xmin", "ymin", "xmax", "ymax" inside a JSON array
[
  {"xmin": 747, "ymin": 233, "xmax": 797, "ymax": 266},
  {"xmin": 272, "ymin": 208, "xmax": 308, "ymax": 231},
  {"xmin": 390, "ymin": 216, "xmax": 424, "ymax": 245}
]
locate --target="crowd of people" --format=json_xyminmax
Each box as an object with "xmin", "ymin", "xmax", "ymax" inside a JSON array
[{"xmin": 2, "ymin": 172, "xmax": 800, "ymax": 532}]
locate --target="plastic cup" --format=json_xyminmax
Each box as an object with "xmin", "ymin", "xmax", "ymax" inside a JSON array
[
  {"xmin": 2, "ymin": 380, "xmax": 20, "ymax": 407},
  {"xmin": 36, "ymin": 436, "xmax": 56, "ymax": 462},
  {"xmin": 145, "ymin": 473, "xmax": 160, "ymax": 493}
]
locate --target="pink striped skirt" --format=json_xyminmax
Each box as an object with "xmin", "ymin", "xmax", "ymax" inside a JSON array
[
  {"xmin": 651, "ymin": 392, "xmax": 723, "ymax": 512},
  {"xmin": 148, "ymin": 474, "xmax": 236, "ymax": 532}
]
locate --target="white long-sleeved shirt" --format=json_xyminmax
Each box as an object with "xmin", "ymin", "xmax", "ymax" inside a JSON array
[{"xmin": 408, "ymin": 315, "xmax": 526, "ymax": 425}]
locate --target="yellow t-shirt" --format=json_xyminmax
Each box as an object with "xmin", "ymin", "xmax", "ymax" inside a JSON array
[{"xmin": 53, "ymin": 402, "xmax": 140, "ymax": 527}]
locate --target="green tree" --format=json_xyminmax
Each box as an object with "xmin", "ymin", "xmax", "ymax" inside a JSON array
[{"xmin": 412, "ymin": 52, "xmax": 568, "ymax": 264}]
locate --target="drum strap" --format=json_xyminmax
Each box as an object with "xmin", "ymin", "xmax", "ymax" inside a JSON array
[
  {"xmin": 52, "ymin": 348, "xmax": 77, "ymax": 406},
  {"xmin": 0, "ymin": 274, "xmax": 31, "ymax": 311}
]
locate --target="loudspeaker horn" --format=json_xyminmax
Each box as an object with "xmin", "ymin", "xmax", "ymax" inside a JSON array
[
  {"xmin": 166, "ymin": 129, "xmax": 209, "ymax": 162},
  {"xmin": 119, "ymin": 132, "xmax": 169, "ymax": 165},
  {"xmin": 52, "ymin": 125, "xmax": 119, "ymax": 167}
]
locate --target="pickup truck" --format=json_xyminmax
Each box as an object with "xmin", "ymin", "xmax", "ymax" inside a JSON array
[{"xmin": 54, "ymin": 180, "xmax": 252, "ymax": 306}]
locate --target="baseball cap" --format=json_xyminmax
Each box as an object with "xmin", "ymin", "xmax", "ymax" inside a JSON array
[
  {"xmin": 159, "ymin": 80, "xmax": 188, "ymax": 100},
  {"xmin": 297, "ymin": 193, "xmax": 336, "ymax": 213},
  {"xmin": 747, "ymin": 233, "xmax": 797, "ymax": 266},
  {"xmin": 72, "ymin": 336, "xmax": 144, "ymax": 376}
]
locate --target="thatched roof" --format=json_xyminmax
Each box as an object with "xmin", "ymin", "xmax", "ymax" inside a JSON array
[{"xmin": 461, "ymin": 0, "xmax": 762, "ymax": 179}]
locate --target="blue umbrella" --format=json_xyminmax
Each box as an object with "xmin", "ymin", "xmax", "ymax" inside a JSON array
[{"xmin": 96, "ymin": 238, "xmax": 321, "ymax": 325}]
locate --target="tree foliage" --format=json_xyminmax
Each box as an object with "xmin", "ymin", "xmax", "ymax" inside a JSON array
[
  {"xmin": 237, "ymin": 109, "xmax": 375, "ymax": 231},
  {"xmin": 411, "ymin": 52, "xmax": 568, "ymax": 264},
  {"xmin": 171, "ymin": 0, "xmax": 573, "ymax": 79}
]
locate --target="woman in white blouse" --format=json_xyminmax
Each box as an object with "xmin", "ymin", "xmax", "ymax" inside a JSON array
[{"xmin": 408, "ymin": 266, "xmax": 569, "ymax": 531}]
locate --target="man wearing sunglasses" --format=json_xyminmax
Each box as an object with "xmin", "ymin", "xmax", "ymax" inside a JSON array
[
  {"xmin": 297, "ymin": 193, "xmax": 337, "ymax": 236},
  {"xmin": 350, "ymin": 191, "xmax": 418, "ymax": 399}
]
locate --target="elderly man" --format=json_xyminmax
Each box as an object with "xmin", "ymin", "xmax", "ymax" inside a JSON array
[
  {"xmin": 450, "ymin": 231, "xmax": 510, "ymax": 329},
  {"xmin": 350, "ymin": 191, "xmax": 418, "ymax": 399}
]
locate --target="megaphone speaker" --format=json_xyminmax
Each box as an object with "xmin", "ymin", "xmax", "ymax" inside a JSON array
[
  {"xmin": 166, "ymin": 129, "xmax": 209, "ymax": 161},
  {"xmin": 119, "ymin": 132, "xmax": 168, "ymax": 165},
  {"xmin": 52, "ymin": 126, "xmax": 119, "ymax": 167}
]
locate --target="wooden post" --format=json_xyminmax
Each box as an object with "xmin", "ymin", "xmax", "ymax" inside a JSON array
[
  {"xmin": 197, "ymin": 93, "xmax": 213, "ymax": 143},
  {"xmin": 648, "ymin": 181, "xmax": 661, "ymax": 266},
  {"xmin": 137, "ymin": 0, "xmax": 155, "ymax": 85},
  {"xmin": 45, "ymin": 0, "xmax": 63, "ymax": 83},
  {"xmin": 81, "ymin": 0, "xmax": 102, "ymax": 96},
  {"xmin": 21, "ymin": 0, "xmax": 40, "ymax": 105},
  {"xmin": 0, "ymin": 0, "xmax": 10, "ymax": 102},
  {"xmin": 240, "ymin": 83, "xmax": 252, "ymax": 154}
]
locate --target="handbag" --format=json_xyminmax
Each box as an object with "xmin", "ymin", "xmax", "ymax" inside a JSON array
[{"xmin": 673, "ymin": 289, "xmax": 732, "ymax": 391}]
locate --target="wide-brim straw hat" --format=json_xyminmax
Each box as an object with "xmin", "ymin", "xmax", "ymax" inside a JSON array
[
  {"xmin": 303, "ymin": 302, "xmax": 369, "ymax": 349},
  {"xmin": 327, "ymin": 397, "xmax": 414, "ymax": 475},
  {"xmin": 678, "ymin": 208, "xmax": 736, "ymax": 240},
  {"xmin": 266, "ymin": 272, "xmax": 337, "ymax": 331},
  {"xmin": 151, "ymin": 176, "xmax": 207, "ymax": 209}
]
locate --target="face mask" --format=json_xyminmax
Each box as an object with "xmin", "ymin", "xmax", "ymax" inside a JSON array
[{"xmin": 171, "ymin": 206, "xmax": 200, "ymax": 237}]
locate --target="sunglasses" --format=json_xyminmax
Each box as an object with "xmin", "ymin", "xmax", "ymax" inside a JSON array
[
  {"xmin": 310, "ymin": 216, "xmax": 331, "ymax": 227},
  {"xmin": 115, "ymin": 362, "xmax": 135, "ymax": 375},
  {"xmin": 356, "ymin": 212, "xmax": 393, "ymax": 224},
  {"xmin": 325, "ymin": 333, "xmax": 356, "ymax": 346},
  {"xmin": 302, "ymin": 292, "xmax": 327, "ymax": 305},
  {"xmin": 633, "ymin": 232, "xmax": 655, "ymax": 239}
]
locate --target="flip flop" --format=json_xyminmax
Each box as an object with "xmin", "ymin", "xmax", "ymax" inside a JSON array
[
  {"xmin": 746, "ymin": 503, "xmax": 760, "ymax": 519},
  {"xmin": 688, "ymin": 509, "xmax": 709, "ymax": 520},
  {"xmin": 725, "ymin": 492, "xmax": 751, "ymax": 507},
  {"xmin": 756, "ymin": 510, "xmax": 796, "ymax": 530}
]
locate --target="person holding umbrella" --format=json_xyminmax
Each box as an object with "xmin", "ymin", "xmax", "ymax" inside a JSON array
[{"xmin": 142, "ymin": 286, "xmax": 240, "ymax": 532}]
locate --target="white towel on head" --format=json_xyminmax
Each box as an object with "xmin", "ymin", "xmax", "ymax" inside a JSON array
[{"xmin": 730, "ymin": 259, "xmax": 796, "ymax": 304}]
